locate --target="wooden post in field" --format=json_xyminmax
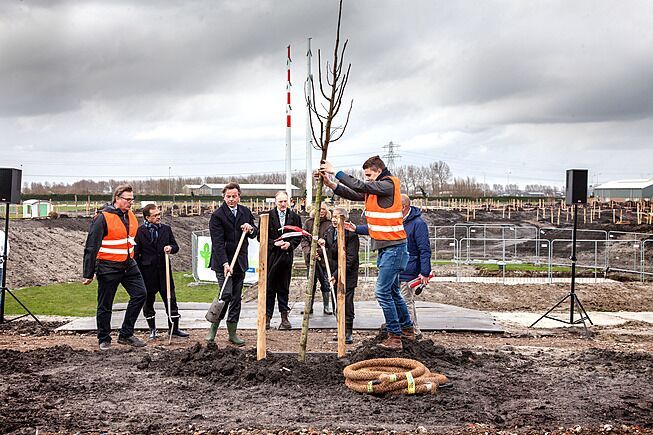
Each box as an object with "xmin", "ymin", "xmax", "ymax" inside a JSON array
[
  {"xmin": 550, "ymin": 206, "xmax": 554, "ymax": 224},
  {"xmin": 619, "ymin": 208, "xmax": 623, "ymax": 224},
  {"xmin": 557, "ymin": 206, "xmax": 561, "ymax": 225},
  {"xmin": 613, "ymin": 208, "xmax": 616, "ymax": 224},
  {"xmin": 337, "ymin": 216, "xmax": 346, "ymax": 358},
  {"xmin": 257, "ymin": 213, "xmax": 269, "ymax": 361},
  {"xmin": 583, "ymin": 206, "xmax": 587, "ymax": 224}
]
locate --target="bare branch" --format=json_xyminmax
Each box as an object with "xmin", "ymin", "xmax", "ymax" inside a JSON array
[{"xmin": 331, "ymin": 100, "xmax": 354, "ymax": 142}]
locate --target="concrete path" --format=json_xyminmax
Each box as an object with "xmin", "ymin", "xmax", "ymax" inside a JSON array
[{"xmin": 56, "ymin": 301, "xmax": 503, "ymax": 333}]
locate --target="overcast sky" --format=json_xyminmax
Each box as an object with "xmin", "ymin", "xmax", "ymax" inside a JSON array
[{"xmin": 1, "ymin": 0, "xmax": 652, "ymax": 189}]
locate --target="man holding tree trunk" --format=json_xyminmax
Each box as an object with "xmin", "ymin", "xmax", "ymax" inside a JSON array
[{"xmin": 319, "ymin": 155, "xmax": 414, "ymax": 351}]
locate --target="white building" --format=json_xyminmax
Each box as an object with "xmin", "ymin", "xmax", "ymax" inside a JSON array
[
  {"xmin": 183, "ymin": 183, "xmax": 300, "ymax": 197},
  {"xmin": 594, "ymin": 178, "xmax": 653, "ymax": 201}
]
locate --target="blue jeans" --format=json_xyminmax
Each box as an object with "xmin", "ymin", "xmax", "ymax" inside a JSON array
[{"xmin": 375, "ymin": 242, "xmax": 412, "ymax": 335}]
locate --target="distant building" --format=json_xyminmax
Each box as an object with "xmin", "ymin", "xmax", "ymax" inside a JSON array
[
  {"xmin": 183, "ymin": 183, "xmax": 300, "ymax": 197},
  {"xmin": 22, "ymin": 199, "xmax": 53, "ymax": 218},
  {"xmin": 593, "ymin": 178, "xmax": 653, "ymax": 201}
]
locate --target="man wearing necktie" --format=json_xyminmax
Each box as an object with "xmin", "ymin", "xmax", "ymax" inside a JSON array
[
  {"xmin": 261, "ymin": 191, "xmax": 302, "ymax": 330},
  {"xmin": 134, "ymin": 203, "xmax": 188, "ymax": 340},
  {"xmin": 207, "ymin": 182, "xmax": 258, "ymax": 345}
]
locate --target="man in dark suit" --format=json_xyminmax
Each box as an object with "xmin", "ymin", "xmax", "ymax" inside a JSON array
[
  {"xmin": 322, "ymin": 207, "xmax": 359, "ymax": 344},
  {"xmin": 134, "ymin": 203, "xmax": 189, "ymax": 340},
  {"xmin": 262, "ymin": 191, "xmax": 302, "ymax": 330},
  {"xmin": 206, "ymin": 182, "xmax": 258, "ymax": 345}
]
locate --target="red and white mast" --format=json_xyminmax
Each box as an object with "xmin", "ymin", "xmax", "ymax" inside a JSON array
[{"xmin": 285, "ymin": 45, "xmax": 292, "ymax": 201}]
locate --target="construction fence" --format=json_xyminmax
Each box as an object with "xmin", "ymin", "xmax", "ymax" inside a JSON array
[{"xmin": 191, "ymin": 224, "xmax": 653, "ymax": 285}]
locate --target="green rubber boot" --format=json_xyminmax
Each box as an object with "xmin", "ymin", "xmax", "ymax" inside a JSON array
[
  {"xmin": 206, "ymin": 322, "xmax": 219, "ymax": 342},
  {"xmin": 226, "ymin": 322, "xmax": 245, "ymax": 347}
]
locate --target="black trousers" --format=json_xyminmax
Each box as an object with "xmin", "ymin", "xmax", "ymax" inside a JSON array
[
  {"xmin": 345, "ymin": 286, "xmax": 356, "ymax": 324},
  {"xmin": 140, "ymin": 264, "xmax": 180, "ymax": 323},
  {"xmin": 307, "ymin": 261, "xmax": 331, "ymax": 310},
  {"xmin": 215, "ymin": 269, "xmax": 245, "ymax": 323},
  {"xmin": 96, "ymin": 260, "xmax": 147, "ymax": 343},
  {"xmin": 267, "ymin": 253, "xmax": 292, "ymax": 317}
]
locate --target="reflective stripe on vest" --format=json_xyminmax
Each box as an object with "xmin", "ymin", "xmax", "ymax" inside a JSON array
[
  {"xmin": 364, "ymin": 175, "xmax": 407, "ymax": 241},
  {"xmin": 97, "ymin": 211, "xmax": 138, "ymax": 262}
]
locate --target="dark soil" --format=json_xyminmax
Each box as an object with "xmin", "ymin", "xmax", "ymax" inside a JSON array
[{"xmin": 0, "ymin": 334, "xmax": 652, "ymax": 434}]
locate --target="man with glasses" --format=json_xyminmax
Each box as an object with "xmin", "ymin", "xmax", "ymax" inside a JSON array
[
  {"xmin": 134, "ymin": 203, "xmax": 189, "ymax": 340},
  {"xmin": 83, "ymin": 184, "xmax": 147, "ymax": 350}
]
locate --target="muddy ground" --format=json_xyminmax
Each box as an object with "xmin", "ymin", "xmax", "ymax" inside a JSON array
[
  {"xmin": 0, "ymin": 320, "xmax": 652, "ymax": 434},
  {"xmin": 1, "ymin": 210, "xmax": 652, "ymax": 433}
]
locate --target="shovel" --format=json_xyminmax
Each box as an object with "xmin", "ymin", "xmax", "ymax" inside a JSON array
[
  {"xmin": 319, "ymin": 244, "xmax": 338, "ymax": 317},
  {"xmin": 165, "ymin": 252, "xmax": 174, "ymax": 345},
  {"xmin": 205, "ymin": 230, "xmax": 248, "ymax": 323}
]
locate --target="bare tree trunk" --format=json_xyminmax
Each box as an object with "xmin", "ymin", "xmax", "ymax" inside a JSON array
[{"xmin": 298, "ymin": 0, "xmax": 352, "ymax": 362}]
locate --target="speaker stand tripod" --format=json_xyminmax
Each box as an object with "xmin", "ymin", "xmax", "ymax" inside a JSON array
[
  {"xmin": 1, "ymin": 203, "xmax": 43, "ymax": 326},
  {"xmin": 531, "ymin": 203, "xmax": 593, "ymax": 334}
]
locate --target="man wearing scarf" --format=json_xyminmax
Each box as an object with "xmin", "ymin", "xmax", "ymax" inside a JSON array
[{"xmin": 134, "ymin": 203, "xmax": 189, "ymax": 340}]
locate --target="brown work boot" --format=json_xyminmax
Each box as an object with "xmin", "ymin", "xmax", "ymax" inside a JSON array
[
  {"xmin": 265, "ymin": 315, "xmax": 271, "ymax": 330},
  {"xmin": 401, "ymin": 326, "xmax": 417, "ymax": 341},
  {"xmin": 378, "ymin": 332, "xmax": 403, "ymax": 351},
  {"xmin": 279, "ymin": 312, "xmax": 292, "ymax": 330}
]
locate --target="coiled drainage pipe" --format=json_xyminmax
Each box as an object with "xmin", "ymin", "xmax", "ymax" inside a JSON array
[{"xmin": 343, "ymin": 358, "xmax": 449, "ymax": 395}]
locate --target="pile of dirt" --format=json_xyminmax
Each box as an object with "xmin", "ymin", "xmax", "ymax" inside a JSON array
[
  {"xmin": 0, "ymin": 320, "xmax": 64, "ymax": 336},
  {"xmin": 1, "ymin": 335, "xmax": 651, "ymax": 433},
  {"xmin": 3, "ymin": 214, "xmax": 208, "ymax": 288}
]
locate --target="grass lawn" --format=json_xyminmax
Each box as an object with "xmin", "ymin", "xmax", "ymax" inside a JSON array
[
  {"xmin": 475, "ymin": 262, "xmax": 572, "ymax": 273},
  {"xmin": 3, "ymin": 272, "xmax": 218, "ymax": 317}
]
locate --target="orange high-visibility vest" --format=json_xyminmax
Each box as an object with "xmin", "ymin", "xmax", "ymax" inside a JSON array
[
  {"xmin": 96, "ymin": 211, "xmax": 138, "ymax": 262},
  {"xmin": 364, "ymin": 175, "xmax": 406, "ymax": 241}
]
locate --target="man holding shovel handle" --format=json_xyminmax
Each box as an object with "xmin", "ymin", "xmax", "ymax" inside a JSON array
[{"xmin": 206, "ymin": 183, "xmax": 258, "ymax": 346}]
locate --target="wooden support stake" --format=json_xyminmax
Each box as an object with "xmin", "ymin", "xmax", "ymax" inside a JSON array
[
  {"xmin": 257, "ymin": 213, "xmax": 269, "ymax": 361},
  {"xmin": 557, "ymin": 207, "xmax": 561, "ymax": 225},
  {"xmin": 337, "ymin": 216, "xmax": 346, "ymax": 358}
]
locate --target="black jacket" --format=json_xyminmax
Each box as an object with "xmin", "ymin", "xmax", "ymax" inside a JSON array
[
  {"xmin": 324, "ymin": 225, "xmax": 359, "ymax": 289},
  {"xmin": 83, "ymin": 204, "xmax": 135, "ymax": 279},
  {"xmin": 209, "ymin": 202, "xmax": 258, "ymax": 274},
  {"xmin": 260, "ymin": 207, "xmax": 302, "ymax": 274},
  {"xmin": 133, "ymin": 223, "xmax": 179, "ymax": 268},
  {"xmin": 324, "ymin": 225, "xmax": 360, "ymax": 288},
  {"xmin": 300, "ymin": 215, "xmax": 331, "ymax": 266}
]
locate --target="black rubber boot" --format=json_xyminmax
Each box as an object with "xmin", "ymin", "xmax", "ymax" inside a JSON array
[
  {"xmin": 146, "ymin": 317, "xmax": 157, "ymax": 340},
  {"xmin": 322, "ymin": 291, "xmax": 333, "ymax": 315},
  {"xmin": 345, "ymin": 319, "xmax": 354, "ymax": 344},
  {"xmin": 171, "ymin": 318, "xmax": 189, "ymax": 338}
]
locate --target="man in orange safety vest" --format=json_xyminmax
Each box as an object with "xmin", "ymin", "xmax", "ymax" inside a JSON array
[{"xmin": 83, "ymin": 184, "xmax": 147, "ymax": 351}]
